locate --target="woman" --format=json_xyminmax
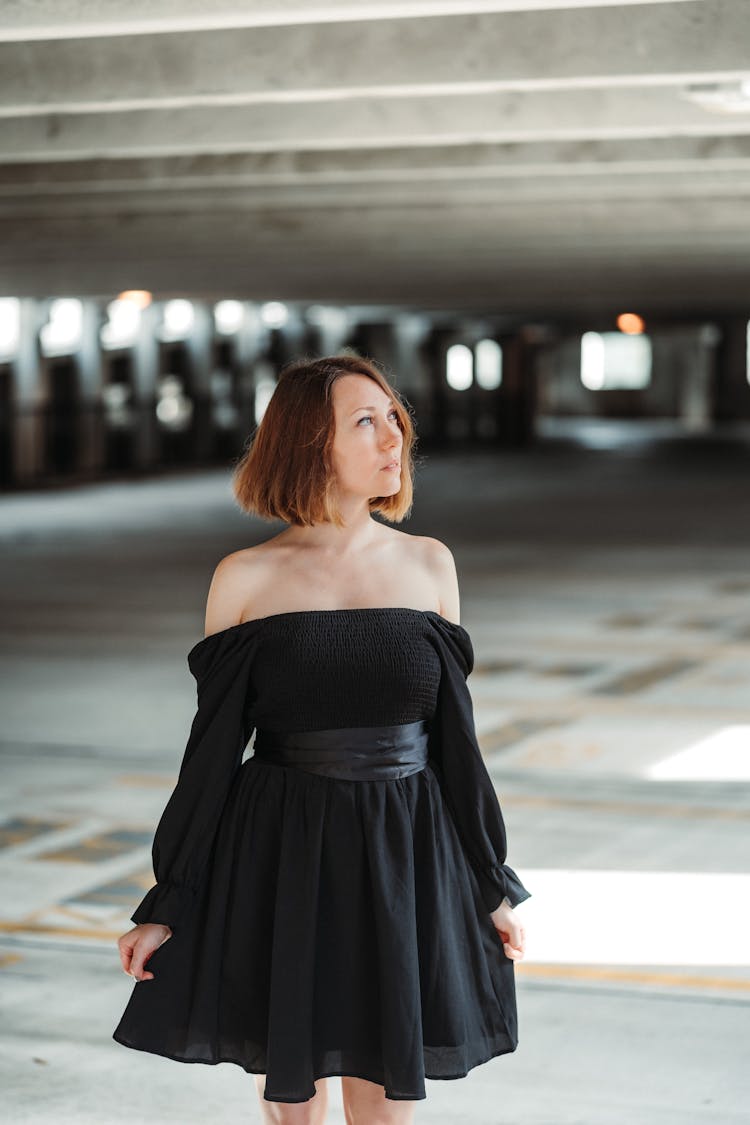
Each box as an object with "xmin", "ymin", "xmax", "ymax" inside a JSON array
[{"xmin": 112, "ymin": 354, "xmax": 530, "ymax": 1125}]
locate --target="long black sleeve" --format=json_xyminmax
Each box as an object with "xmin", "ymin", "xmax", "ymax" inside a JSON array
[
  {"xmin": 426, "ymin": 615, "xmax": 531, "ymax": 914},
  {"xmin": 130, "ymin": 627, "xmax": 256, "ymax": 932}
]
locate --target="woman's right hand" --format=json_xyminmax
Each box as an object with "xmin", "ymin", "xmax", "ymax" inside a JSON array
[
  {"xmin": 117, "ymin": 922, "xmax": 172, "ymax": 982},
  {"xmin": 489, "ymin": 897, "xmax": 526, "ymax": 961}
]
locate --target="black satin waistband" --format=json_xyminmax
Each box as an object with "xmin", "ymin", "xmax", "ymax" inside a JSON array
[{"xmin": 252, "ymin": 719, "xmax": 429, "ymax": 780}]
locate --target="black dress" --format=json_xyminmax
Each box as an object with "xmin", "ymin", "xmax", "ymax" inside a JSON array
[{"xmin": 112, "ymin": 607, "xmax": 531, "ymax": 1103}]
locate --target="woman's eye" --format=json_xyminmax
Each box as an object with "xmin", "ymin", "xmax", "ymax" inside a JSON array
[{"xmin": 357, "ymin": 410, "xmax": 399, "ymax": 427}]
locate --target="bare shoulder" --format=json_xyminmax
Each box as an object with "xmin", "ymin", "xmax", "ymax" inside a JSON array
[
  {"xmin": 202, "ymin": 539, "xmax": 280, "ymax": 637},
  {"xmin": 404, "ymin": 532, "xmax": 461, "ymax": 624}
]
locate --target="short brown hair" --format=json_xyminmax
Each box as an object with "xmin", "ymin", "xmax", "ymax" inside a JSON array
[{"xmin": 232, "ymin": 353, "xmax": 417, "ymax": 527}]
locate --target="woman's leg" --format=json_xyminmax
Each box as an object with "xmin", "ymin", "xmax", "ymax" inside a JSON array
[
  {"xmin": 253, "ymin": 1074, "xmax": 329, "ymax": 1125},
  {"xmin": 341, "ymin": 1076, "xmax": 417, "ymax": 1125}
]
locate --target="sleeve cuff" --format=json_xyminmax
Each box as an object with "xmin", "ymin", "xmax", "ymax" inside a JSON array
[
  {"xmin": 475, "ymin": 863, "xmax": 532, "ymax": 913},
  {"xmin": 130, "ymin": 880, "xmax": 194, "ymax": 932}
]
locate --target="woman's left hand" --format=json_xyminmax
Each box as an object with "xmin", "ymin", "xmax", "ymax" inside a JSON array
[{"xmin": 490, "ymin": 897, "xmax": 526, "ymax": 961}]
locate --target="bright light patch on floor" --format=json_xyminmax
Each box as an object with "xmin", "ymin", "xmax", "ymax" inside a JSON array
[
  {"xmin": 516, "ymin": 869, "xmax": 750, "ymax": 966},
  {"xmin": 645, "ymin": 726, "xmax": 750, "ymax": 780}
]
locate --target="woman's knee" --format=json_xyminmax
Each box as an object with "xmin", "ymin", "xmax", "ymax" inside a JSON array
[
  {"xmin": 341, "ymin": 1076, "xmax": 416, "ymax": 1125},
  {"xmin": 253, "ymin": 1074, "xmax": 329, "ymax": 1125}
]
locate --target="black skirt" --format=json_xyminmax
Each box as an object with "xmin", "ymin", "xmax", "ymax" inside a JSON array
[{"xmin": 112, "ymin": 730, "xmax": 521, "ymax": 1102}]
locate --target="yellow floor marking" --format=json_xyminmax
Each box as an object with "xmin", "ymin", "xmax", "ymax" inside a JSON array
[
  {"xmin": 0, "ymin": 920, "xmax": 127, "ymax": 940},
  {"xmin": 517, "ymin": 962, "xmax": 750, "ymax": 991},
  {"xmin": 497, "ymin": 793, "xmax": 750, "ymax": 820}
]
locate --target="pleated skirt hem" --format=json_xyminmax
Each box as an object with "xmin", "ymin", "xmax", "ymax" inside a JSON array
[{"xmin": 111, "ymin": 1025, "xmax": 518, "ymax": 1102}]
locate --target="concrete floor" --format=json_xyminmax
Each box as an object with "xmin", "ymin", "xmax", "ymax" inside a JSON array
[{"xmin": 1, "ymin": 418, "xmax": 749, "ymax": 1124}]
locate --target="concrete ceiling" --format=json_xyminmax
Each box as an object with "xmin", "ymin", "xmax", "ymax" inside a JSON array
[{"xmin": 1, "ymin": 0, "xmax": 749, "ymax": 318}]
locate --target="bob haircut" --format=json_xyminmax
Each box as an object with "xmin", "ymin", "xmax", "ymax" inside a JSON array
[{"xmin": 232, "ymin": 353, "xmax": 417, "ymax": 527}]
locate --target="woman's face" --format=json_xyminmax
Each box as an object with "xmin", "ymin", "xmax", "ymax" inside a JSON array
[{"xmin": 330, "ymin": 374, "xmax": 403, "ymax": 501}]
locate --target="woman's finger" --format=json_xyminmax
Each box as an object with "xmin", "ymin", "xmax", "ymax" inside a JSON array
[
  {"xmin": 496, "ymin": 920, "xmax": 523, "ymax": 947},
  {"xmin": 117, "ymin": 941, "xmax": 133, "ymax": 974},
  {"xmin": 504, "ymin": 943, "xmax": 524, "ymax": 960},
  {"xmin": 130, "ymin": 949, "xmax": 157, "ymax": 981}
]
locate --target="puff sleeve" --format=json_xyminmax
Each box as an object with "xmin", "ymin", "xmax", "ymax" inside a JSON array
[
  {"xmin": 130, "ymin": 624, "xmax": 257, "ymax": 933},
  {"xmin": 426, "ymin": 614, "xmax": 531, "ymax": 914}
]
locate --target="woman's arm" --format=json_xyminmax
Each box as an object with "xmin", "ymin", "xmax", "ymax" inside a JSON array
[
  {"xmin": 128, "ymin": 564, "xmax": 258, "ymax": 933},
  {"xmin": 117, "ymin": 562, "xmax": 259, "ymax": 980},
  {"xmin": 425, "ymin": 539, "xmax": 532, "ymax": 917}
]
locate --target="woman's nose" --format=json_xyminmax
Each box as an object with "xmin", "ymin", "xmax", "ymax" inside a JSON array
[{"xmin": 383, "ymin": 424, "xmax": 401, "ymax": 449}]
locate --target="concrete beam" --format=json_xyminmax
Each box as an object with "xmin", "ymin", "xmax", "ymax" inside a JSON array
[
  {"xmin": 0, "ymin": 3, "xmax": 745, "ymax": 116},
  {"xmin": 0, "ymin": 1, "xmax": 705, "ymax": 42},
  {"xmin": 3, "ymin": 86, "xmax": 750, "ymax": 164},
  {"xmin": 1, "ymin": 168, "xmax": 750, "ymax": 218},
  {"xmin": 1, "ymin": 134, "xmax": 750, "ymax": 194}
]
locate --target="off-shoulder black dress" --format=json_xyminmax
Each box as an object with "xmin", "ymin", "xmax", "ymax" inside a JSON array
[{"xmin": 112, "ymin": 608, "xmax": 531, "ymax": 1103}]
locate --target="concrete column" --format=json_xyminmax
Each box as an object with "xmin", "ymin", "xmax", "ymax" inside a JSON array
[
  {"xmin": 76, "ymin": 301, "xmax": 106, "ymax": 475},
  {"xmin": 277, "ymin": 308, "xmax": 308, "ymax": 366},
  {"xmin": 354, "ymin": 322, "xmax": 399, "ymax": 380},
  {"xmin": 131, "ymin": 302, "xmax": 161, "ymax": 471},
  {"xmin": 11, "ymin": 300, "xmax": 47, "ymax": 485},
  {"xmin": 305, "ymin": 306, "xmax": 351, "ymax": 357},
  {"xmin": 499, "ymin": 328, "xmax": 539, "ymax": 447},
  {"xmin": 713, "ymin": 317, "xmax": 750, "ymax": 423},
  {"xmin": 236, "ymin": 304, "xmax": 270, "ymax": 438},
  {"xmin": 679, "ymin": 324, "xmax": 719, "ymax": 432},
  {"xmin": 419, "ymin": 326, "xmax": 454, "ymax": 447},
  {"xmin": 393, "ymin": 314, "xmax": 432, "ymax": 428},
  {"xmin": 185, "ymin": 303, "xmax": 214, "ymax": 462}
]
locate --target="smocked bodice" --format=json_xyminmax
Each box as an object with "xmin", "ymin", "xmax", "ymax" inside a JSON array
[{"xmin": 245, "ymin": 608, "xmax": 442, "ymax": 732}]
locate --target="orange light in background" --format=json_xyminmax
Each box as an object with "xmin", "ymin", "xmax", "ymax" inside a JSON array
[
  {"xmin": 117, "ymin": 290, "xmax": 152, "ymax": 308},
  {"xmin": 617, "ymin": 312, "xmax": 645, "ymax": 335}
]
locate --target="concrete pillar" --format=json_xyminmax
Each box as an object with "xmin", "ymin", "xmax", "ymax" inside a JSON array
[
  {"xmin": 499, "ymin": 328, "xmax": 540, "ymax": 447},
  {"xmin": 419, "ymin": 326, "xmax": 453, "ymax": 447},
  {"xmin": 713, "ymin": 317, "xmax": 750, "ymax": 423},
  {"xmin": 77, "ymin": 301, "xmax": 106, "ymax": 475},
  {"xmin": 131, "ymin": 302, "xmax": 161, "ymax": 471},
  {"xmin": 185, "ymin": 303, "xmax": 214, "ymax": 462},
  {"xmin": 304, "ymin": 306, "xmax": 351, "ymax": 358},
  {"xmin": 263, "ymin": 307, "xmax": 306, "ymax": 372},
  {"xmin": 354, "ymin": 322, "xmax": 399, "ymax": 379},
  {"xmin": 679, "ymin": 324, "xmax": 719, "ymax": 432},
  {"xmin": 236, "ymin": 304, "xmax": 270, "ymax": 437},
  {"xmin": 393, "ymin": 314, "xmax": 433, "ymax": 428},
  {"xmin": 10, "ymin": 299, "xmax": 46, "ymax": 485},
  {"xmin": 277, "ymin": 308, "xmax": 308, "ymax": 366}
]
